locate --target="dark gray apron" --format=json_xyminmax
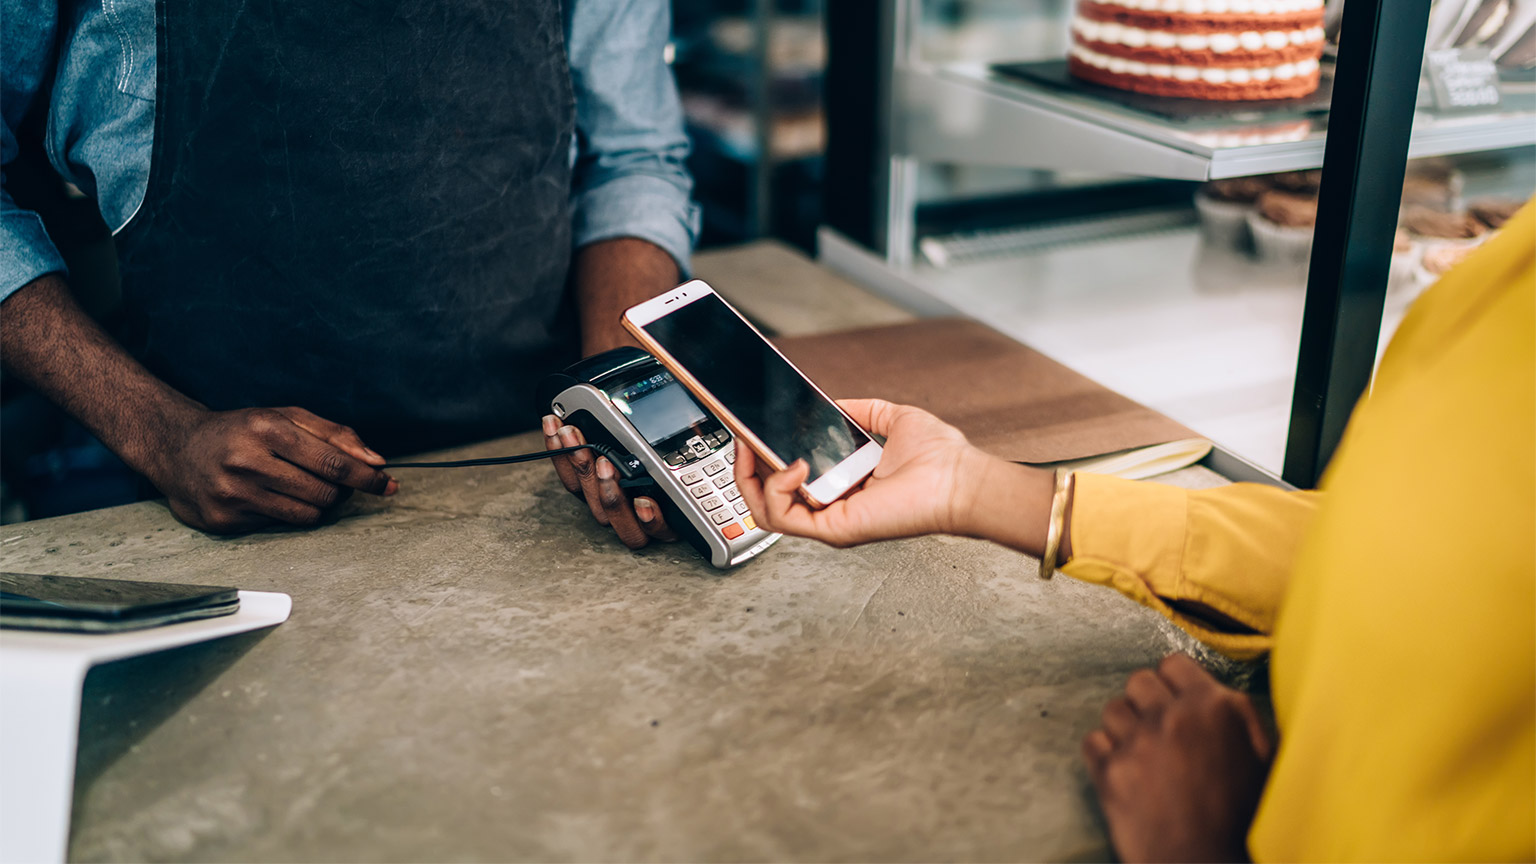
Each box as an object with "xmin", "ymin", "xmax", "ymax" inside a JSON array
[{"xmin": 115, "ymin": 0, "xmax": 578, "ymax": 455}]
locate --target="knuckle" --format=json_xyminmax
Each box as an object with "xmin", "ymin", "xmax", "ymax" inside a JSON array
[
  {"xmin": 210, "ymin": 479, "xmax": 243, "ymax": 504},
  {"xmin": 222, "ymin": 449, "xmax": 255, "ymax": 472},
  {"xmin": 1127, "ymin": 669, "xmax": 1159, "ymax": 692},
  {"xmin": 246, "ymin": 408, "xmax": 282, "ymax": 436},
  {"xmin": 317, "ymin": 450, "xmax": 351, "ymax": 482},
  {"xmin": 1159, "ymin": 653, "xmax": 1194, "ymax": 675},
  {"xmin": 291, "ymin": 507, "xmax": 323, "ymax": 526},
  {"xmin": 598, "ymin": 488, "xmax": 626, "ymax": 510},
  {"xmin": 311, "ymin": 483, "xmax": 342, "ymax": 508}
]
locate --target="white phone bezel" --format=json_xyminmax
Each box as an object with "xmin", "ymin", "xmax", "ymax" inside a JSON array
[{"xmin": 622, "ymin": 280, "xmax": 882, "ymax": 508}]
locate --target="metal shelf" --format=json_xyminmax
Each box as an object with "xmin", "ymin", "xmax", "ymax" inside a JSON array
[{"xmin": 897, "ymin": 62, "xmax": 1536, "ymax": 181}]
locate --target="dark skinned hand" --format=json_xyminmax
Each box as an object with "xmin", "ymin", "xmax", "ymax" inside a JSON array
[
  {"xmin": 542, "ymin": 415, "xmax": 677, "ymax": 550},
  {"xmin": 1082, "ymin": 653, "xmax": 1274, "ymax": 863},
  {"xmin": 150, "ymin": 405, "xmax": 397, "ymax": 534}
]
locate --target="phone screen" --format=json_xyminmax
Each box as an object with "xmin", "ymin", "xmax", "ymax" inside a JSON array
[{"xmin": 639, "ymin": 293, "xmax": 871, "ymax": 480}]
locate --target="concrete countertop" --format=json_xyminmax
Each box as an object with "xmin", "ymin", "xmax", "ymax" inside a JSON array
[{"xmin": 2, "ymin": 242, "xmax": 1232, "ymax": 862}]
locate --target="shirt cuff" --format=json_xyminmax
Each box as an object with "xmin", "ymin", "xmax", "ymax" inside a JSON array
[
  {"xmin": 0, "ymin": 209, "xmax": 66, "ymax": 303},
  {"xmin": 1062, "ymin": 472, "xmax": 1272, "ymax": 660},
  {"xmin": 571, "ymin": 173, "xmax": 702, "ymax": 278}
]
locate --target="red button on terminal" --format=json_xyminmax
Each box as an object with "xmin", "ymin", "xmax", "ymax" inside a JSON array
[{"xmin": 721, "ymin": 523, "xmax": 745, "ymax": 540}]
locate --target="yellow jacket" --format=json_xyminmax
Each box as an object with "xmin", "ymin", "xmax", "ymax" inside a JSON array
[{"xmin": 1064, "ymin": 204, "xmax": 1535, "ymax": 861}]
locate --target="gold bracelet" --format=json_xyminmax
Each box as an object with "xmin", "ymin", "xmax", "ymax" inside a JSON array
[{"xmin": 1039, "ymin": 469, "xmax": 1073, "ymax": 580}]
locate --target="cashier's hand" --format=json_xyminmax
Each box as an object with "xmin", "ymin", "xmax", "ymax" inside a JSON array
[
  {"xmin": 543, "ymin": 416, "xmax": 677, "ymax": 550},
  {"xmin": 734, "ymin": 399, "xmax": 984, "ymax": 548},
  {"xmin": 151, "ymin": 406, "xmax": 397, "ymax": 534}
]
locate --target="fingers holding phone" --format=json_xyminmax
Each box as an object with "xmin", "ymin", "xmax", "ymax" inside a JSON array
[
  {"xmin": 622, "ymin": 280, "xmax": 883, "ymax": 510},
  {"xmin": 734, "ymin": 399, "xmax": 988, "ymax": 548}
]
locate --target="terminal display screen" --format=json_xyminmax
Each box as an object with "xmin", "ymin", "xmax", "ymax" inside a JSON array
[{"xmin": 611, "ymin": 372, "xmax": 709, "ymax": 446}]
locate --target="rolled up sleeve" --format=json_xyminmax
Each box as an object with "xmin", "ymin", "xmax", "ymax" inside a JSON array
[
  {"xmin": 1063, "ymin": 473, "xmax": 1323, "ymax": 659},
  {"xmin": 566, "ymin": 0, "xmax": 701, "ymax": 274},
  {"xmin": 2, "ymin": 0, "xmax": 66, "ymax": 302},
  {"xmin": 1, "ymin": 203, "xmax": 67, "ymax": 302}
]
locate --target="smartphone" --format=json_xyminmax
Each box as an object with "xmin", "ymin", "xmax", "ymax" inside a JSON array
[
  {"xmin": 623, "ymin": 280, "xmax": 882, "ymax": 507},
  {"xmin": 0, "ymin": 572, "xmax": 239, "ymax": 633}
]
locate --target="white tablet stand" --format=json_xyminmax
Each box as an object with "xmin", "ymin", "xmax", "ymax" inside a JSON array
[{"xmin": 0, "ymin": 591, "xmax": 291, "ymax": 863}]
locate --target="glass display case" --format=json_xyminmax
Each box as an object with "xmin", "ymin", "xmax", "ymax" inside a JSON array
[{"xmin": 822, "ymin": 0, "xmax": 1536, "ymax": 486}]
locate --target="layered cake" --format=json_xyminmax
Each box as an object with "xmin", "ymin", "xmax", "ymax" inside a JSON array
[{"xmin": 1069, "ymin": 0, "xmax": 1327, "ymax": 101}]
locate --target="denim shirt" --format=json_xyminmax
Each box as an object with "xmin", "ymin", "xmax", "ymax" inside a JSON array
[{"xmin": 0, "ymin": 0, "xmax": 701, "ymax": 302}]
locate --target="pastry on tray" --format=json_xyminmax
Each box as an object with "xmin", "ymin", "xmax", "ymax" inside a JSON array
[
  {"xmin": 1269, "ymin": 169, "xmax": 1323, "ymax": 193},
  {"xmin": 1399, "ymin": 158, "xmax": 1465, "ymax": 212},
  {"xmin": 1402, "ymin": 206, "xmax": 1489, "ymax": 243},
  {"xmin": 1468, "ymin": 197, "xmax": 1527, "ymax": 230},
  {"xmin": 1417, "ymin": 243, "xmax": 1481, "ymax": 284},
  {"xmin": 1247, "ymin": 189, "xmax": 1318, "ymax": 263},
  {"xmin": 1195, "ymin": 175, "xmax": 1273, "ymax": 247},
  {"xmin": 1068, "ymin": 0, "xmax": 1327, "ymax": 101},
  {"xmin": 1402, "ymin": 205, "xmax": 1489, "ymax": 285}
]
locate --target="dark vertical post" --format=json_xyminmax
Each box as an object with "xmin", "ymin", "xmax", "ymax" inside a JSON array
[
  {"xmin": 1282, "ymin": 0, "xmax": 1432, "ymax": 488},
  {"xmin": 751, "ymin": 0, "xmax": 774, "ymax": 237},
  {"xmin": 823, "ymin": 0, "xmax": 891, "ymax": 252}
]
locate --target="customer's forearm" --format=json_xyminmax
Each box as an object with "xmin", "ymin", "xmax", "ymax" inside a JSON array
[
  {"xmin": 1, "ymin": 273, "xmax": 200, "ymax": 477},
  {"xmin": 956, "ymin": 454, "xmax": 1074, "ymax": 561},
  {"xmin": 572, "ymin": 236, "xmax": 680, "ymax": 356}
]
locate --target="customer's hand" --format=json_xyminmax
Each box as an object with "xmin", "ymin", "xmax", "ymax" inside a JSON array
[
  {"xmin": 733, "ymin": 399, "xmax": 990, "ymax": 548},
  {"xmin": 542, "ymin": 416, "xmax": 677, "ymax": 550},
  {"xmin": 149, "ymin": 406, "xmax": 397, "ymax": 534}
]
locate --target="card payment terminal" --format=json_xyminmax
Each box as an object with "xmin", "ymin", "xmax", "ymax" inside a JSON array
[{"xmin": 538, "ymin": 348, "xmax": 781, "ymax": 569}]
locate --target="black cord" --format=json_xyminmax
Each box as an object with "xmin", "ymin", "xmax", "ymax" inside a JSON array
[
  {"xmin": 385, "ymin": 444, "xmax": 598, "ymax": 469},
  {"xmin": 386, "ymin": 443, "xmax": 651, "ymax": 486}
]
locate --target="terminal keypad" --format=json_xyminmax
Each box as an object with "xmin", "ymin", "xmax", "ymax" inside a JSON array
[{"xmin": 667, "ymin": 432, "xmax": 757, "ymax": 542}]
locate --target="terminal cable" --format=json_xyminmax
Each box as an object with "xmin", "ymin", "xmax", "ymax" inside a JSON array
[{"xmin": 386, "ymin": 443, "xmax": 653, "ymax": 487}]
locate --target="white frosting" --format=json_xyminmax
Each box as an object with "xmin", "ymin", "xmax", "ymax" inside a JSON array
[
  {"xmin": 1072, "ymin": 18, "xmax": 1327, "ymax": 53},
  {"xmin": 1072, "ymin": 44, "xmax": 1320, "ymax": 82},
  {"xmin": 1096, "ymin": 0, "xmax": 1322, "ymax": 11},
  {"xmin": 1188, "ymin": 122, "xmax": 1311, "ymax": 146},
  {"xmin": 1209, "ymin": 33, "xmax": 1240, "ymax": 51}
]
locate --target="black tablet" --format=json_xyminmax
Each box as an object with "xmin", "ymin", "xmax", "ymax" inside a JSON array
[{"xmin": 0, "ymin": 572, "xmax": 240, "ymax": 633}]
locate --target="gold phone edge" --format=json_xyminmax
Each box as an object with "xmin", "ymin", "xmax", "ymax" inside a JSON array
[{"xmin": 621, "ymin": 314, "xmax": 792, "ymax": 479}]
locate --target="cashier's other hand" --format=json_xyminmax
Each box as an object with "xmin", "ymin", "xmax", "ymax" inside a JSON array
[
  {"xmin": 734, "ymin": 399, "xmax": 983, "ymax": 548},
  {"xmin": 543, "ymin": 416, "xmax": 677, "ymax": 550},
  {"xmin": 153, "ymin": 406, "xmax": 397, "ymax": 534}
]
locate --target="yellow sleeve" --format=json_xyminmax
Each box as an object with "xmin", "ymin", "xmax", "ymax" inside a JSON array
[{"xmin": 1061, "ymin": 472, "xmax": 1322, "ymax": 659}]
